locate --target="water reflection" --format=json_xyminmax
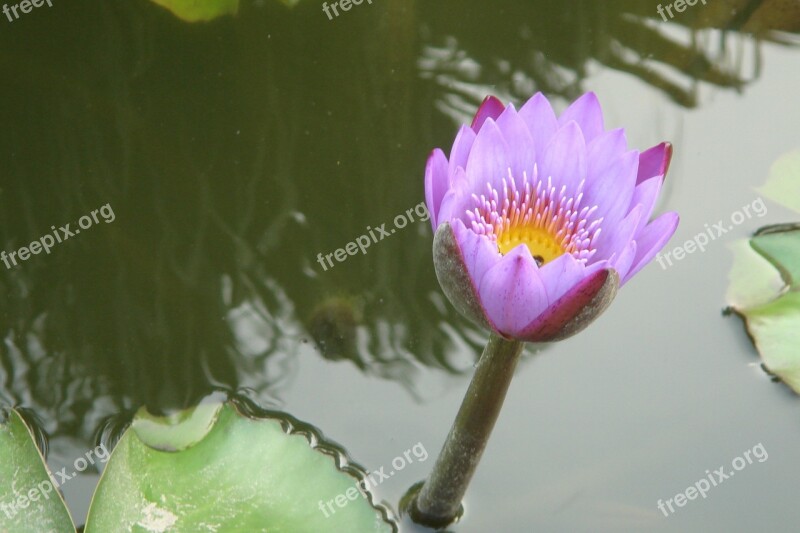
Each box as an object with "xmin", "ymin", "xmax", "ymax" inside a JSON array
[
  {"xmin": 421, "ymin": 0, "xmax": 800, "ymax": 113},
  {"xmin": 0, "ymin": 0, "xmax": 798, "ymax": 443}
]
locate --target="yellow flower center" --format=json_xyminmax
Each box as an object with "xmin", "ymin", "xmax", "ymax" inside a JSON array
[
  {"xmin": 466, "ymin": 167, "xmax": 602, "ymax": 267},
  {"xmin": 496, "ymin": 226, "xmax": 564, "ymax": 266}
]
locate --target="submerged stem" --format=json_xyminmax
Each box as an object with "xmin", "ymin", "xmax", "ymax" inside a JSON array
[{"xmin": 410, "ymin": 333, "xmax": 524, "ymax": 528}]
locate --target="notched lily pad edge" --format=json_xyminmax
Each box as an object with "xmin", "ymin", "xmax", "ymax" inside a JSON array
[{"xmin": 228, "ymin": 392, "xmax": 400, "ymax": 530}]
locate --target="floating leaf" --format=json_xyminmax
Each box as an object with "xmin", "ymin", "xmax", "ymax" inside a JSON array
[
  {"xmin": 85, "ymin": 399, "xmax": 396, "ymax": 532},
  {"xmin": 0, "ymin": 408, "xmax": 75, "ymax": 533},
  {"xmin": 725, "ymin": 239, "xmax": 784, "ymax": 311},
  {"xmin": 727, "ymin": 225, "xmax": 800, "ymax": 393},
  {"xmin": 149, "ymin": 0, "xmax": 239, "ymax": 22},
  {"xmin": 751, "ymin": 224, "xmax": 800, "ymax": 287},
  {"xmin": 758, "ymin": 150, "xmax": 800, "ymax": 214}
]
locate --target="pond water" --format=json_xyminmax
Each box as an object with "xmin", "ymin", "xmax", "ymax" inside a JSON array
[{"xmin": 1, "ymin": 1, "xmax": 799, "ymax": 531}]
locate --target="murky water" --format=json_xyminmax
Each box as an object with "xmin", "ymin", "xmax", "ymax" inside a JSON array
[{"xmin": 1, "ymin": 1, "xmax": 799, "ymax": 531}]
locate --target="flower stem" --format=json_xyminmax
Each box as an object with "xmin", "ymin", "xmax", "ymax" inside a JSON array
[{"xmin": 410, "ymin": 333, "xmax": 524, "ymax": 528}]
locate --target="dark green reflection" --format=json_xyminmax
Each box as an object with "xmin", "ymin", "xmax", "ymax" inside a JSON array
[{"xmin": 0, "ymin": 0, "xmax": 798, "ymax": 443}]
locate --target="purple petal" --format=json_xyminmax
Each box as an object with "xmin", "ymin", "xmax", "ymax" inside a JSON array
[
  {"xmin": 436, "ymin": 167, "xmax": 471, "ymax": 226},
  {"xmin": 451, "ymin": 218, "xmax": 502, "ymax": 290},
  {"xmin": 517, "ymin": 267, "xmax": 619, "ymax": 342},
  {"xmin": 637, "ymin": 142, "xmax": 672, "ymax": 185},
  {"xmin": 477, "ymin": 246, "xmax": 548, "ymax": 338},
  {"xmin": 424, "ymin": 148, "xmax": 450, "ymax": 229},
  {"xmin": 629, "ymin": 176, "xmax": 662, "ymax": 235},
  {"xmin": 536, "ymin": 253, "xmax": 586, "ymax": 303},
  {"xmin": 558, "ymin": 92, "xmax": 605, "ymax": 142},
  {"xmin": 495, "ymin": 104, "xmax": 536, "ymax": 180},
  {"xmin": 538, "ymin": 121, "xmax": 587, "ymax": 194},
  {"xmin": 471, "ymin": 96, "xmax": 505, "ymax": 133},
  {"xmin": 518, "ymin": 93, "xmax": 558, "ymax": 155},
  {"xmin": 433, "ymin": 222, "xmax": 496, "ymax": 331},
  {"xmin": 594, "ymin": 203, "xmax": 644, "ymax": 262},
  {"xmin": 612, "ymin": 240, "xmax": 637, "ymax": 281},
  {"xmin": 584, "ymin": 150, "xmax": 639, "ymax": 233},
  {"xmin": 448, "ymin": 125, "xmax": 477, "ymax": 178},
  {"xmin": 465, "ymin": 119, "xmax": 511, "ymax": 193},
  {"xmin": 623, "ymin": 211, "xmax": 680, "ymax": 283},
  {"xmin": 538, "ymin": 253, "xmax": 611, "ymax": 310},
  {"xmin": 587, "ymin": 128, "xmax": 628, "ymax": 174}
]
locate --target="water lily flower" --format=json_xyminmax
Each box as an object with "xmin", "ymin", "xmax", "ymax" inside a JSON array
[{"xmin": 425, "ymin": 92, "xmax": 678, "ymax": 342}]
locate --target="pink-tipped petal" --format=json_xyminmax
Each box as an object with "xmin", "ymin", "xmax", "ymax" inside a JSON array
[
  {"xmin": 637, "ymin": 142, "xmax": 673, "ymax": 185},
  {"xmin": 477, "ymin": 246, "xmax": 549, "ymax": 338},
  {"xmin": 424, "ymin": 148, "xmax": 450, "ymax": 229},
  {"xmin": 518, "ymin": 92, "xmax": 558, "ymax": 155},
  {"xmin": 558, "ymin": 92, "xmax": 605, "ymax": 142},
  {"xmin": 517, "ymin": 268, "xmax": 619, "ymax": 342},
  {"xmin": 471, "ymin": 96, "xmax": 506, "ymax": 132}
]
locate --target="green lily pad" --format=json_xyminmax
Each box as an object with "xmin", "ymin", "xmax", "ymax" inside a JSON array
[
  {"xmin": 85, "ymin": 399, "xmax": 396, "ymax": 532},
  {"xmin": 0, "ymin": 408, "xmax": 75, "ymax": 533},
  {"xmin": 758, "ymin": 150, "xmax": 800, "ymax": 214},
  {"xmin": 727, "ymin": 225, "xmax": 800, "ymax": 394},
  {"xmin": 149, "ymin": 0, "xmax": 239, "ymax": 22},
  {"xmin": 751, "ymin": 224, "xmax": 800, "ymax": 288}
]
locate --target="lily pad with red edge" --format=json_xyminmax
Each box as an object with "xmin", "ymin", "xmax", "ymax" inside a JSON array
[
  {"xmin": 727, "ymin": 224, "xmax": 800, "ymax": 393},
  {"xmin": 0, "ymin": 407, "xmax": 75, "ymax": 533},
  {"xmin": 84, "ymin": 397, "xmax": 397, "ymax": 532}
]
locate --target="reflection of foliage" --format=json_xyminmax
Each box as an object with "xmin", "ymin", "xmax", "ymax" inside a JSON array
[
  {"xmin": 0, "ymin": 0, "xmax": 471, "ymax": 446},
  {"xmin": 0, "ymin": 0, "xmax": 798, "ymax": 445},
  {"xmin": 420, "ymin": 0, "xmax": 800, "ymax": 111}
]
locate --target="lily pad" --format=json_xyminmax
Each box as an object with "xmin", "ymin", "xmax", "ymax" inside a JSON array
[
  {"xmin": 149, "ymin": 0, "xmax": 239, "ymax": 22},
  {"xmin": 85, "ymin": 399, "xmax": 396, "ymax": 532},
  {"xmin": 0, "ymin": 407, "xmax": 75, "ymax": 533},
  {"xmin": 727, "ymin": 225, "xmax": 800, "ymax": 394}
]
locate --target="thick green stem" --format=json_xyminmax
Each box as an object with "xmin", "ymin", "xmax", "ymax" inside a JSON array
[{"xmin": 410, "ymin": 333, "xmax": 524, "ymax": 528}]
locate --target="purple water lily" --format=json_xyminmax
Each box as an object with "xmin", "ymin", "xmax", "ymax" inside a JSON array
[{"xmin": 425, "ymin": 92, "xmax": 678, "ymax": 342}]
